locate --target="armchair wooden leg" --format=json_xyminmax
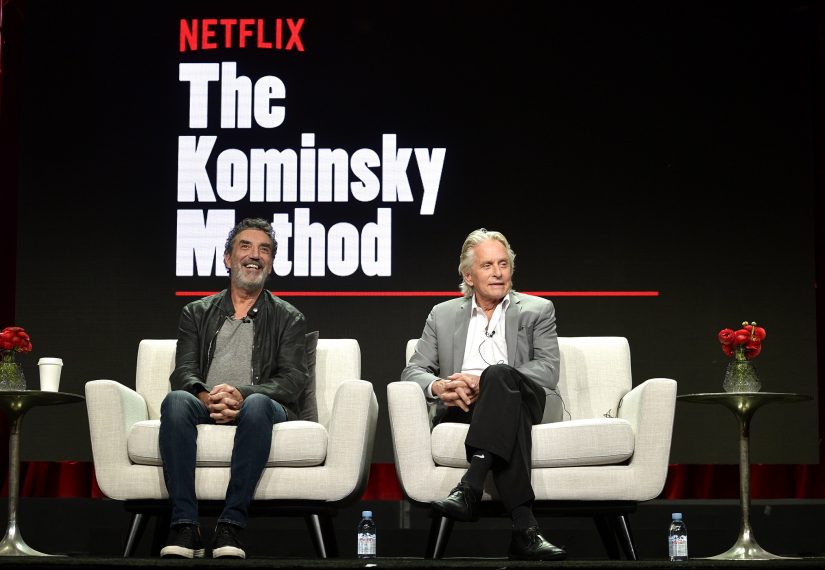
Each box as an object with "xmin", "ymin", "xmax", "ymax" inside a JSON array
[
  {"xmin": 151, "ymin": 511, "xmax": 171, "ymax": 557},
  {"xmin": 593, "ymin": 513, "xmax": 638, "ymax": 560},
  {"xmin": 123, "ymin": 513, "xmax": 146, "ymax": 557},
  {"xmin": 425, "ymin": 515, "xmax": 453, "ymax": 559},
  {"xmin": 593, "ymin": 514, "xmax": 622, "ymax": 559},
  {"xmin": 305, "ymin": 513, "xmax": 338, "ymax": 558},
  {"xmin": 613, "ymin": 514, "xmax": 637, "ymax": 560}
]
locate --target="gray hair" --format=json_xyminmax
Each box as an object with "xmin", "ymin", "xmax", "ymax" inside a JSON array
[
  {"xmin": 458, "ymin": 228, "xmax": 516, "ymax": 298},
  {"xmin": 224, "ymin": 218, "xmax": 278, "ymax": 256}
]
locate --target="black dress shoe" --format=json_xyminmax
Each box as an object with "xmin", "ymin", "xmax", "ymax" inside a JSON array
[
  {"xmin": 508, "ymin": 526, "xmax": 567, "ymax": 561},
  {"xmin": 431, "ymin": 482, "xmax": 481, "ymax": 522}
]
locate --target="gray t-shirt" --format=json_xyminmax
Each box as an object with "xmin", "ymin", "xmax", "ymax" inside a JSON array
[{"xmin": 205, "ymin": 317, "xmax": 254, "ymax": 389}]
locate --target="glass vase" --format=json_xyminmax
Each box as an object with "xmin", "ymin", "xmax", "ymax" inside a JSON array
[
  {"xmin": 0, "ymin": 358, "xmax": 26, "ymax": 391},
  {"xmin": 723, "ymin": 358, "xmax": 761, "ymax": 393}
]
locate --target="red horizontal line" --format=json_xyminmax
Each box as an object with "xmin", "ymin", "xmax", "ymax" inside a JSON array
[{"xmin": 175, "ymin": 290, "xmax": 660, "ymax": 298}]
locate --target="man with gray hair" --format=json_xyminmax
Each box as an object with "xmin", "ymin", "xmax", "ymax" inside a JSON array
[
  {"xmin": 401, "ymin": 228, "xmax": 566, "ymax": 561},
  {"xmin": 159, "ymin": 218, "xmax": 308, "ymax": 559}
]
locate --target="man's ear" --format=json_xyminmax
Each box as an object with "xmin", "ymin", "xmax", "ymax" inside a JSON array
[{"xmin": 223, "ymin": 251, "xmax": 231, "ymax": 271}]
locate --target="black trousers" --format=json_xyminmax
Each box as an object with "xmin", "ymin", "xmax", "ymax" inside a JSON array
[{"xmin": 436, "ymin": 364, "xmax": 546, "ymax": 511}]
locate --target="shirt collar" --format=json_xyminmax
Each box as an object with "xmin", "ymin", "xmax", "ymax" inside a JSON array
[{"xmin": 471, "ymin": 293, "xmax": 510, "ymax": 315}]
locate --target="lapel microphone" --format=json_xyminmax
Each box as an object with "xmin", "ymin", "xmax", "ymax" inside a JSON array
[{"xmin": 242, "ymin": 308, "xmax": 259, "ymax": 324}]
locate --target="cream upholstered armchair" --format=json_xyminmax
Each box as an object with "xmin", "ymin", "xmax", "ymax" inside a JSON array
[
  {"xmin": 387, "ymin": 336, "xmax": 677, "ymax": 560},
  {"xmin": 85, "ymin": 335, "xmax": 378, "ymax": 557}
]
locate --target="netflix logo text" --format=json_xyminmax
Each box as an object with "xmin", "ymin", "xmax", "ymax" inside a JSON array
[{"xmin": 180, "ymin": 18, "xmax": 305, "ymax": 52}]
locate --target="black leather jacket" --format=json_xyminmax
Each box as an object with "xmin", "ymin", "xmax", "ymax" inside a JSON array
[{"xmin": 169, "ymin": 288, "xmax": 308, "ymax": 420}]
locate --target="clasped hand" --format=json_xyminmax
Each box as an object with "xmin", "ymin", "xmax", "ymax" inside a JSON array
[
  {"xmin": 200, "ymin": 383, "xmax": 244, "ymax": 424},
  {"xmin": 437, "ymin": 373, "xmax": 480, "ymax": 412}
]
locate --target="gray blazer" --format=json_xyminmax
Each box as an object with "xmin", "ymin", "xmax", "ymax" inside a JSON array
[{"xmin": 401, "ymin": 290, "xmax": 560, "ymax": 408}]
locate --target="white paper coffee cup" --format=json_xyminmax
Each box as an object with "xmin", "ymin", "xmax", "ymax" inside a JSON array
[{"xmin": 38, "ymin": 357, "xmax": 63, "ymax": 392}]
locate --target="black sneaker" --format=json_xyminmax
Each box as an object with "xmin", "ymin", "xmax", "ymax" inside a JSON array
[
  {"xmin": 212, "ymin": 522, "xmax": 246, "ymax": 559},
  {"xmin": 160, "ymin": 524, "xmax": 205, "ymax": 558}
]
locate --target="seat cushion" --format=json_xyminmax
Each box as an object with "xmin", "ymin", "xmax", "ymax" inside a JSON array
[
  {"xmin": 530, "ymin": 418, "xmax": 635, "ymax": 467},
  {"xmin": 127, "ymin": 419, "xmax": 328, "ymax": 467},
  {"xmin": 430, "ymin": 418, "xmax": 634, "ymax": 468}
]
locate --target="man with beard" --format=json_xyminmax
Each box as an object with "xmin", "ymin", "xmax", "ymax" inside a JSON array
[{"xmin": 159, "ymin": 218, "xmax": 308, "ymax": 559}]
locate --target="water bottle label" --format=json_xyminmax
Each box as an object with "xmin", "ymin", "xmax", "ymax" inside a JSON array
[
  {"xmin": 669, "ymin": 535, "xmax": 688, "ymax": 558},
  {"xmin": 358, "ymin": 532, "xmax": 376, "ymax": 555}
]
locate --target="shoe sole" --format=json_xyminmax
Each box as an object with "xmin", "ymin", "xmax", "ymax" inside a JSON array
[
  {"xmin": 160, "ymin": 546, "xmax": 205, "ymax": 559},
  {"xmin": 508, "ymin": 551, "xmax": 567, "ymax": 561},
  {"xmin": 212, "ymin": 546, "xmax": 246, "ymax": 559},
  {"xmin": 431, "ymin": 501, "xmax": 480, "ymax": 523}
]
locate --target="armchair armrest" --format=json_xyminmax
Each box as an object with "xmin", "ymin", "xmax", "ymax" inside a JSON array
[
  {"xmin": 84, "ymin": 379, "xmax": 149, "ymax": 496},
  {"xmin": 617, "ymin": 377, "xmax": 677, "ymax": 498},
  {"xmin": 322, "ymin": 379, "xmax": 379, "ymax": 500},
  {"xmin": 387, "ymin": 381, "xmax": 438, "ymax": 502}
]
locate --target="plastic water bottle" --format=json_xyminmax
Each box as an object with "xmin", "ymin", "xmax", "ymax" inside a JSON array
[
  {"xmin": 668, "ymin": 512, "xmax": 688, "ymax": 561},
  {"xmin": 357, "ymin": 510, "xmax": 376, "ymax": 558}
]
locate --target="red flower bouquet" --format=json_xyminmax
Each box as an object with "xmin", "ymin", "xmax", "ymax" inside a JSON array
[
  {"xmin": 717, "ymin": 321, "xmax": 766, "ymax": 361},
  {"xmin": 0, "ymin": 326, "xmax": 32, "ymax": 361},
  {"xmin": 718, "ymin": 321, "xmax": 765, "ymax": 392},
  {"xmin": 0, "ymin": 326, "xmax": 32, "ymax": 390}
]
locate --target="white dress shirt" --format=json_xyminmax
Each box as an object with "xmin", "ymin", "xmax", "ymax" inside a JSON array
[
  {"xmin": 461, "ymin": 295, "xmax": 509, "ymax": 375},
  {"xmin": 426, "ymin": 295, "xmax": 510, "ymax": 398}
]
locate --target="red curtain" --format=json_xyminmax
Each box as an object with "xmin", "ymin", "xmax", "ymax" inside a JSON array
[{"xmin": 4, "ymin": 461, "xmax": 825, "ymax": 500}]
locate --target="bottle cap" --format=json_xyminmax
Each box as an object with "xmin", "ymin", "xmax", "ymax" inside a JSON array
[
  {"xmin": 672, "ymin": 512, "xmax": 682, "ymax": 519},
  {"xmin": 362, "ymin": 510, "xmax": 372, "ymax": 517}
]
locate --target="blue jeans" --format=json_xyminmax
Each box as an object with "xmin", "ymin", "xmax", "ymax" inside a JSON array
[{"xmin": 159, "ymin": 390, "xmax": 287, "ymax": 528}]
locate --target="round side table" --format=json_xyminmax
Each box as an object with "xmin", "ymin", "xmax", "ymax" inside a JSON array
[
  {"xmin": 677, "ymin": 391, "xmax": 811, "ymax": 560},
  {"xmin": 0, "ymin": 390, "xmax": 85, "ymax": 557}
]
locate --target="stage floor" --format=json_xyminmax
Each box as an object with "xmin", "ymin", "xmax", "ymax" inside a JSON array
[
  {"xmin": 1, "ymin": 556, "xmax": 825, "ymax": 570},
  {"xmin": 2, "ymin": 498, "xmax": 825, "ymax": 566}
]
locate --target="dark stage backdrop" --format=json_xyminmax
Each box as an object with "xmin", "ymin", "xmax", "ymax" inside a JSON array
[{"xmin": 13, "ymin": 0, "xmax": 819, "ymax": 467}]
